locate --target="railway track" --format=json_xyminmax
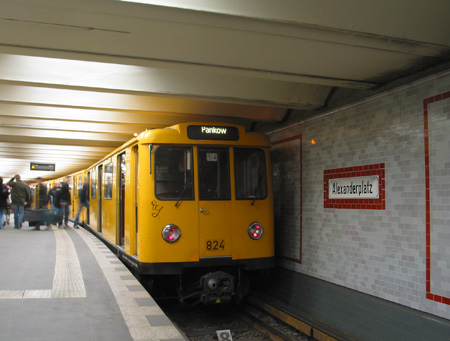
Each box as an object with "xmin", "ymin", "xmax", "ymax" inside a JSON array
[{"xmin": 158, "ymin": 297, "xmax": 313, "ymax": 340}]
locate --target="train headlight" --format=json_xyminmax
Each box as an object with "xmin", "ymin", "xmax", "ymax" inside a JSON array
[
  {"xmin": 162, "ymin": 224, "xmax": 181, "ymax": 243},
  {"xmin": 248, "ymin": 222, "xmax": 263, "ymax": 240}
]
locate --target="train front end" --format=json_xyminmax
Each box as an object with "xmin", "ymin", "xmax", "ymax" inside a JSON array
[{"xmin": 136, "ymin": 123, "xmax": 274, "ymax": 304}]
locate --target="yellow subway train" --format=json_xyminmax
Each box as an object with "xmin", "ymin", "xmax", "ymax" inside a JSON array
[{"xmin": 57, "ymin": 122, "xmax": 274, "ymax": 304}]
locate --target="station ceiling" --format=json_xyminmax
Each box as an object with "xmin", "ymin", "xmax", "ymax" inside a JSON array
[{"xmin": 1, "ymin": 0, "xmax": 449, "ymax": 182}]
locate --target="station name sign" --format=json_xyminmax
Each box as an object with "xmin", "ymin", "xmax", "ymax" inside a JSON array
[
  {"xmin": 328, "ymin": 175, "xmax": 379, "ymax": 199},
  {"xmin": 187, "ymin": 125, "xmax": 239, "ymax": 141},
  {"xmin": 30, "ymin": 162, "xmax": 55, "ymax": 171}
]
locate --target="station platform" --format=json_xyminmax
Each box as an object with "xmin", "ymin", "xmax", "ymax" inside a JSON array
[{"xmin": 0, "ymin": 221, "xmax": 186, "ymax": 341}]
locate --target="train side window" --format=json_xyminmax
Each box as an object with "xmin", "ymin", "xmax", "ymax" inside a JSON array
[
  {"xmin": 73, "ymin": 177, "xmax": 78, "ymax": 198},
  {"xmin": 104, "ymin": 162, "xmax": 113, "ymax": 199},
  {"xmin": 198, "ymin": 148, "xmax": 230, "ymax": 200},
  {"xmin": 234, "ymin": 148, "xmax": 268, "ymax": 200},
  {"xmin": 91, "ymin": 169, "xmax": 97, "ymax": 199},
  {"xmin": 155, "ymin": 147, "xmax": 194, "ymax": 200}
]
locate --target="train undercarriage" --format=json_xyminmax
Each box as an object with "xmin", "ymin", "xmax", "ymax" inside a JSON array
[
  {"xmin": 85, "ymin": 226, "xmax": 256, "ymax": 305},
  {"xmin": 138, "ymin": 267, "xmax": 249, "ymax": 305},
  {"xmin": 178, "ymin": 267, "xmax": 250, "ymax": 305},
  {"xmin": 136, "ymin": 267, "xmax": 250, "ymax": 305}
]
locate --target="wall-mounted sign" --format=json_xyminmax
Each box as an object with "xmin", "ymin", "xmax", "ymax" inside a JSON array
[
  {"xmin": 324, "ymin": 163, "xmax": 385, "ymax": 210},
  {"xmin": 30, "ymin": 162, "xmax": 55, "ymax": 171},
  {"xmin": 187, "ymin": 125, "xmax": 239, "ymax": 141},
  {"xmin": 328, "ymin": 176, "xmax": 379, "ymax": 199}
]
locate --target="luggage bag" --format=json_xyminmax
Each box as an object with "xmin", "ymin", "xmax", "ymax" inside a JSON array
[{"xmin": 24, "ymin": 208, "xmax": 60, "ymax": 224}]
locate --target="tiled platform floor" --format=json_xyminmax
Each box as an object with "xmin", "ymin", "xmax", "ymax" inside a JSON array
[{"xmin": 0, "ymin": 220, "xmax": 185, "ymax": 341}]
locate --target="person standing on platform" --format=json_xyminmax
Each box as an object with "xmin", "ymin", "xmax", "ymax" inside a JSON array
[
  {"xmin": 48, "ymin": 181, "xmax": 62, "ymax": 227},
  {"xmin": 73, "ymin": 179, "xmax": 89, "ymax": 229},
  {"xmin": 0, "ymin": 177, "xmax": 9, "ymax": 229},
  {"xmin": 34, "ymin": 177, "xmax": 50, "ymax": 231},
  {"xmin": 4, "ymin": 186, "xmax": 11, "ymax": 226},
  {"xmin": 59, "ymin": 176, "xmax": 71, "ymax": 228},
  {"xmin": 8, "ymin": 174, "xmax": 30, "ymax": 229}
]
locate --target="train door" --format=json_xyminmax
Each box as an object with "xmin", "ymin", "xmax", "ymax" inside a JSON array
[
  {"xmin": 72, "ymin": 176, "xmax": 77, "ymax": 218},
  {"xmin": 98, "ymin": 164, "xmax": 103, "ymax": 233},
  {"xmin": 117, "ymin": 152, "xmax": 126, "ymax": 247},
  {"xmin": 90, "ymin": 169, "xmax": 97, "ymax": 228},
  {"xmin": 78, "ymin": 175, "xmax": 84, "ymax": 223},
  {"xmin": 86, "ymin": 171, "xmax": 90, "ymax": 225},
  {"xmin": 197, "ymin": 147, "xmax": 232, "ymax": 257},
  {"xmin": 133, "ymin": 146, "xmax": 139, "ymax": 256}
]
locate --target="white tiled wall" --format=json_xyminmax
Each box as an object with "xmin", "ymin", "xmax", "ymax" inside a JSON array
[{"xmin": 268, "ymin": 72, "xmax": 450, "ymax": 320}]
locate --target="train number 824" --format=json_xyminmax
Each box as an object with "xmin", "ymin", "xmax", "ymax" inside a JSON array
[{"xmin": 206, "ymin": 240, "xmax": 225, "ymax": 251}]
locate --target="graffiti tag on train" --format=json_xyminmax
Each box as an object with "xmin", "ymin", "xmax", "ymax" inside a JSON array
[{"xmin": 151, "ymin": 201, "xmax": 164, "ymax": 218}]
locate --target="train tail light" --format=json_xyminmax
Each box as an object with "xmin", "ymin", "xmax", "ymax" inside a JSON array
[
  {"xmin": 248, "ymin": 222, "xmax": 263, "ymax": 240},
  {"xmin": 162, "ymin": 224, "xmax": 181, "ymax": 243}
]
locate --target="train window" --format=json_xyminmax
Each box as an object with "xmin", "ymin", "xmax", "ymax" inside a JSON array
[
  {"xmin": 91, "ymin": 169, "xmax": 96, "ymax": 199},
  {"xmin": 234, "ymin": 148, "xmax": 268, "ymax": 200},
  {"xmin": 104, "ymin": 162, "xmax": 113, "ymax": 200},
  {"xmin": 198, "ymin": 148, "xmax": 230, "ymax": 200},
  {"xmin": 73, "ymin": 177, "xmax": 78, "ymax": 197},
  {"xmin": 155, "ymin": 147, "xmax": 194, "ymax": 200}
]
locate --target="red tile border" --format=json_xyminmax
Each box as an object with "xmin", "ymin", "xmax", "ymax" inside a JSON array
[
  {"xmin": 323, "ymin": 163, "xmax": 385, "ymax": 209},
  {"xmin": 272, "ymin": 135, "xmax": 302, "ymax": 264},
  {"xmin": 424, "ymin": 91, "xmax": 450, "ymax": 306}
]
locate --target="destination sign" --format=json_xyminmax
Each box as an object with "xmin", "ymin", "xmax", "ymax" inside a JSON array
[
  {"xmin": 187, "ymin": 125, "xmax": 239, "ymax": 141},
  {"xmin": 328, "ymin": 175, "xmax": 379, "ymax": 199},
  {"xmin": 30, "ymin": 162, "xmax": 55, "ymax": 171}
]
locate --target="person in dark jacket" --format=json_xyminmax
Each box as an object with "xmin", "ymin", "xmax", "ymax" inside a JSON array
[
  {"xmin": 59, "ymin": 176, "xmax": 71, "ymax": 228},
  {"xmin": 0, "ymin": 177, "xmax": 10, "ymax": 229},
  {"xmin": 34, "ymin": 177, "xmax": 49, "ymax": 231},
  {"xmin": 8, "ymin": 174, "xmax": 30, "ymax": 229},
  {"xmin": 48, "ymin": 181, "xmax": 62, "ymax": 227},
  {"xmin": 73, "ymin": 179, "xmax": 89, "ymax": 229}
]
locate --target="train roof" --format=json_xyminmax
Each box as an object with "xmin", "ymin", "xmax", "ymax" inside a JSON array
[
  {"xmin": 138, "ymin": 122, "xmax": 271, "ymax": 147},
  {"xmin": 82, "ymin": 122, "xmax": 270, "ymax": 171}
]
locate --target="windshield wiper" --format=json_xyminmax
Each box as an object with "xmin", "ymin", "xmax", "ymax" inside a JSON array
[
  {"xmin": 249, "ymin": 188, "xmax": 258, "ymax": 206},
  {"xmin": 175, "ymin": 183, "xmax": 189, "ymax": 207}
]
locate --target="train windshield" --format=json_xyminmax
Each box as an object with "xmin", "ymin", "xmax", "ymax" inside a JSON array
[
  {"xmin": 234, "ymin": 148, "xmax": 268, "ymax": 200},
  {"xmin": 198, "ymin": 148, "xmax": 231, "ymax": 200},
  {"xmin": 155, "ymin": 147, "xmax": 194, "ymax": 200},
  {"xmin": 155, "ymin": 146, "xmax": 267, "ymax": 202}
]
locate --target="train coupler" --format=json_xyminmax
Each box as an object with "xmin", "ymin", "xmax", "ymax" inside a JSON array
[{"xmin": 199, "ymin": 271, "xmax": 234, "ymax": 305}]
